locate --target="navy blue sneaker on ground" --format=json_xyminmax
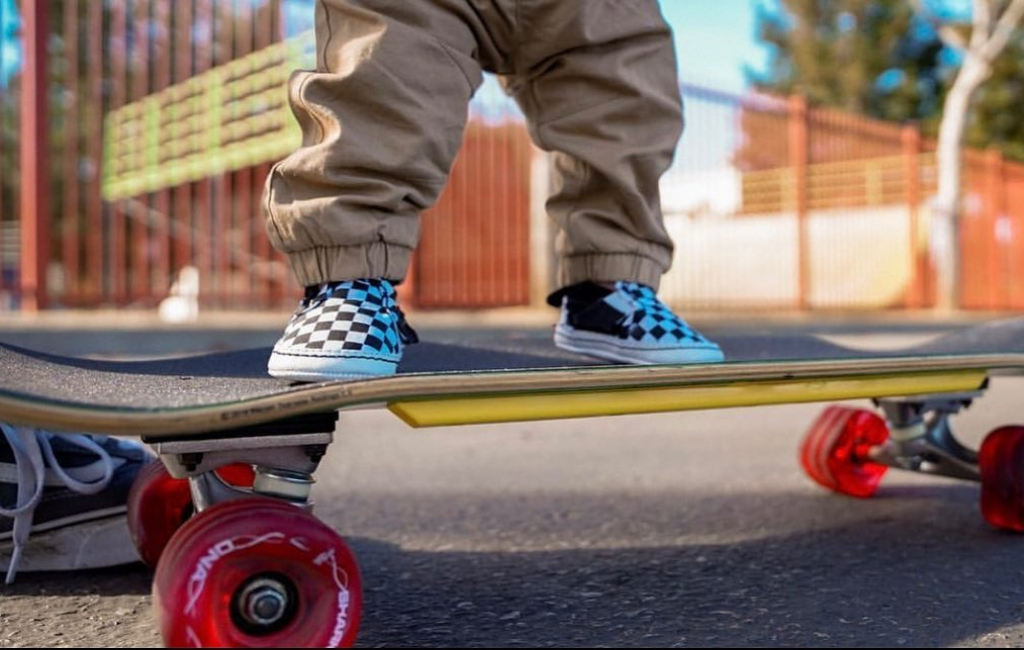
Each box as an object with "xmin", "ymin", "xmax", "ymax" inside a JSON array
[
  {"xmin": 0, "ymin": 425, "xmax": 150, "ymax": 583},
  {"xmin": 268, "ymin": 279, "xmax": 419, "ymax": 382},
  {"xmin": 549, "ymin": 281, "xmax": 724, "ymax": 364}
]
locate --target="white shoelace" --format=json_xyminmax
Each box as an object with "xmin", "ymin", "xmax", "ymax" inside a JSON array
[{"xmin": 0, "ymin": 423, "xmax": 115, "ymax": 584}]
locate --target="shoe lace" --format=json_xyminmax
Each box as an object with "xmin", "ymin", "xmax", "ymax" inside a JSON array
[
  {"xmin": 392, "ymin": 304, "xmax": 419, "ymax": 345},
  {"xmin": 0, "ymin": 424, "xmax": 116, "ymax": 584}
]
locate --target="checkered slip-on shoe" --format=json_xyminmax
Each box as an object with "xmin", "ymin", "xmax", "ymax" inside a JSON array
[
  {"xmin": 550, "ymin": 281, "xmax": 724, "ymax": 365},
  {"xmin": 268, "ymin": 279, "xmax": 419, "ymax": 382}
]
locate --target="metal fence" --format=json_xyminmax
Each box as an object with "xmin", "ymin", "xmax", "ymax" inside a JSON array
[
  {"xmin": 660, "ymin": 90, "xmax": 934, "ymax": 311},
  {"xmin": 2, "ymin": 0, "xmax": 294, "ymax": 310},
  {"xmin": 658, "ymin": 86, "xmax": 1024, "ymax": 311},
  {"xmin": 2, "ymin": 0, "xmax": 1023, "ymax": 313}
]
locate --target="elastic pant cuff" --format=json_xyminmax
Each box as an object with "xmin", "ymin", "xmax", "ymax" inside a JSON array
[
  {"xmin": 287, "ymin": 242, "xmax": 412, "ymax": 287},
  {"xmin": 558, "ymin": 253, "xmax": 666, "ymax": 292}
]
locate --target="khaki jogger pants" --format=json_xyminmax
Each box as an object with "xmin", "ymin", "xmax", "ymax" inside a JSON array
[{"xmin": 264, "ymin": 0, "xmax": 683, "ymax": 291}]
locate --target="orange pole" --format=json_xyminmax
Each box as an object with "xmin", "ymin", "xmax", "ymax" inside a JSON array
[
  {"xmin": 902, "ymin": 124, "xmax": 923, "ymax": 308},
  {"xmin": 788, "ymin": 95, "xmax": 810, "ymax": 310},
  {"xmin": 19, "ymin": 0, "xmax": 50, "ymax": 311}
]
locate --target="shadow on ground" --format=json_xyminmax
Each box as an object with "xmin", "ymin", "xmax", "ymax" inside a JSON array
[{"xmin": 5, "ymin": 482, "xmax": 1023, "ymax": 647}]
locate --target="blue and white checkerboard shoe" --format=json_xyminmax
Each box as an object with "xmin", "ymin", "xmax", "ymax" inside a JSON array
[
  {"xmin": 268, "ymin": 279, "xmax": 418, "ymax": 381},
  {"xmin": 551, "ymin": 281, "xmax": 724, "ymax": 365}
]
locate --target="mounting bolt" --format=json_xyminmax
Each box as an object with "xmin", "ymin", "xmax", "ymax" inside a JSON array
[
  {"xmin": 239, "ymin": 578, "xmax": 289, "ymax": 627},
  {"xmin": 179, "ymin": 452, "xmax": 203, "ymax": 473}
]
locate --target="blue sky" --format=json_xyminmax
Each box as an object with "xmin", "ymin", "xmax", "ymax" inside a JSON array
[
  {"xmin": 0, "ymin": 0, "xmax": 19, "ymax": 89},
  {"xmin": 662, "ymin": 0, "xmax": 770, "ymax": 92}
]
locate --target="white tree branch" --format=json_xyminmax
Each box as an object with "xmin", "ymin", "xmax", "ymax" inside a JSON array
[
  {"xmin": 913, "ymin": 0, "xmax": 1024, "ymax": 307},
  {"xmin": 971, "ymin": 0, "xmax": 992, "ymax": 48},
  {"xmin": 979, "ymin": 0, "xmax": 1024, "ymax": 62}
]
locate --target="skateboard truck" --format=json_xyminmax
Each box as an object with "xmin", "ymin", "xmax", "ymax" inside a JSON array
[
  {"xmin": 145, "ymin": 412, "xmax": 338, "ymax": 511},
  {"xmin": 870, "ymin": 392, "xmax": 982, "ymax": 482}
]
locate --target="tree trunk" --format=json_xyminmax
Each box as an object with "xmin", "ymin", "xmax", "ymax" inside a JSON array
[{"xmin": 931, "ymin": 57, "xmax": 987, "ymax": 309}]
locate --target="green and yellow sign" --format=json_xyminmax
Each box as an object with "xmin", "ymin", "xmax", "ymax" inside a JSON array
[{"xmin": 102, "ymin": 32, "xmax": 314, "ymax": 201}]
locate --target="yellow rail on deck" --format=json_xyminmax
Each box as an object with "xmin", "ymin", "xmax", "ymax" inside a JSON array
[{"xmin": 388, "ymin": 369, "xmax": 987, "ymax": 427}]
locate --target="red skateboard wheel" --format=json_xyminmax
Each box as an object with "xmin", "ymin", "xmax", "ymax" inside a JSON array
[
  {"xmin": 153, "ymin": 498, "xmax": 361, "ymax": 648},
  {"xmin": 127, "ymin": 460, "xmax": 192, "ymax": 568},
  {"xmin": 800, "ymin": 405, "xmax": 890, "ymax": 498},
  {"xmin": 979, "ymin": 426, "xmax": 1024, "ymax": 532},
  {"xmin": 127, "ymin": 461, "xmax": 257, "ymax": 568}
]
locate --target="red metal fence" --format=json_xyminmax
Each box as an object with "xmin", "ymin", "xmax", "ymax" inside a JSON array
[
  {"xmin": 3, "ymin": 1, "xmax": 1024, "ymax": 313},
  {"xmin": 961, "ymin": 149, "xmax": 1024, "ymax": 310},
  {"xmin": 2, "ymin": 0, "xmax": 534, "ymax": 312},
  {"xmin": 662, "ymin": 82, "xmax": 1024, "ymax": 311},
  {"xmin": 414, "ymin": 120, "xmax": 533, "ymax": 309},
  {"xmin": 724, "ymin": 93, "xmax": 933, "ymax": 310},
  {"xmin": 3, "ymin": 0, "xmax": 293, "ymax": 310}
]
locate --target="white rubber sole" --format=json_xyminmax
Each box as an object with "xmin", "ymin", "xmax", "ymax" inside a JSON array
[
  {"xmin": 554, "ymin": 325, "xmax": 725, "ymax": 365},
  {"xmin": 0, "ymin": 510, "xmax": 139, "ymax": 573},
  {"xmin": 267, "ymin": 348, "xmax": 399, "ymax": 382}
]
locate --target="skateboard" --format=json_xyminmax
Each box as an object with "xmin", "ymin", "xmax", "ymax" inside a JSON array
[{"xmin": 3, "ymin": 320, "xmax": 1024, "ymax": 647}]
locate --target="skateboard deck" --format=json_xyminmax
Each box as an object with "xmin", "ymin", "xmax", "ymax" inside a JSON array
[
  {"xmin": 0, "ymin": 319, "xmax": 1021, "ymax": 437},
  {"xmin": 8, "ymin": 319, "xmax": 1024, "ymax": 648}
]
